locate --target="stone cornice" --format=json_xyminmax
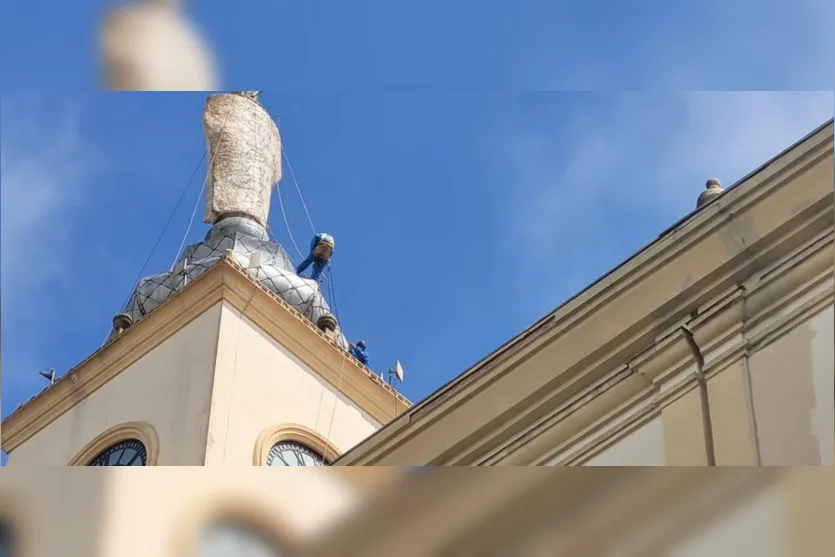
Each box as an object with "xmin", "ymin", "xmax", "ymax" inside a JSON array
[
  {"xmin": 530, "ymin": 227, "xmax": 833, "ymax": 466},
  {"xmin": 2, "ymin": 257, "xmax": 410, "ymax": 453},
  {"xmin": 334, "ymin": 120, "xmax": 833, "ymax": 466}
]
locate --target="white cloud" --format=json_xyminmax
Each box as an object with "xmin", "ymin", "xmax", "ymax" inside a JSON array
[
  {"xmin": 507, "ymin": 92, "xmax": 833, "ymax": 252},
  {"xmin": 1, "ymin": 96, "xmax": 105, "ymax": 410},
  {"xmin": 531, "ymin": 0, "xmax": 835, "ymax": 89},
  {"xmin": 1, "ymin": 96, "xmax": 102, "ymax": 304},
  {"xmin": 500, "ymin": 91, "xmax": 833, "ymax": 321}
]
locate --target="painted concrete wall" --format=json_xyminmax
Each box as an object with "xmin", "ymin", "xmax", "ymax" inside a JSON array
[
  {"xmin": 101, "ymin": 468, "xmax": 362, "ymax": 557},
  {"xmin": 665, "ymin": 468, "xmax": 835, "ymax": 557},
  {"xmin": 559, "ymin": 301, "xmax": 833, "ymax": 468},
  {"xmin": 748, "ymin": 305, "xmax": 834, "ymax": 466},
  {"xmin": 7, "ymin": 303, "xmax": 224, "ymax": 466},
  {"xmin": 668, "ymin": 481, "xmax": 788, "ymax": 557},
  {"xmin": 7, "ymin": 300, "xmax": 380, "ymax": 467},
  {"xmin": 0, "ymin": 467, "xmax": 364, "ymax": 557},
  {"xmin": 204, "ymin": 302, "xmax": 380, "ymax": 465},
  {"xmin": 583, "ymin": 416, "xmax": 667, "ymax": 466},
  {"xmin": 0, "ymin": 468, "xmax": 108, "ymax": 557}
]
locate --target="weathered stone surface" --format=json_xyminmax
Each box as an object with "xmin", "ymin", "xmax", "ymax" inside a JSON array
[{"xmin": 202, "ymin": 92, "xmax": 282, "ymax": 226}]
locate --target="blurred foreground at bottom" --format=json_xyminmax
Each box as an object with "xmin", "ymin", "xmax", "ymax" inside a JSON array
[{"xmin": 0, "ymin": 466, "xmax": 832, "ymax": 557}]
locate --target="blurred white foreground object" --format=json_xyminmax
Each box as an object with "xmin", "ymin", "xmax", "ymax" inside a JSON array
[{"xmin": 100, "ymin": 0, "xmax": 218, "ymax": 90}]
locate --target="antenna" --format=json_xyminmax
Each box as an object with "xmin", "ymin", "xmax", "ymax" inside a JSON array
[
  {"xmin": 387, "ymin": 360, "xmax": 405, "ymax": 416},
  {"xmin": 387, "ymin": 360, "xmax": 405, "ymax": 386},
  {"xmin": 39, "ymin": 368, "xmax": 56, "ymax": 385}
]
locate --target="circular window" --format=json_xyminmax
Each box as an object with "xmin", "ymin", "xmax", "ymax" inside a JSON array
[
  {"xmin": 88, "ymin": 439, "xmax": 147, "ymax": 466},
  {"xmin": 198, "ymin": 522, "xmax": 284, "ymax": 557},
  {"xmin": 266, "ymin": 441, "xmax": 326, "ymax": 466}
]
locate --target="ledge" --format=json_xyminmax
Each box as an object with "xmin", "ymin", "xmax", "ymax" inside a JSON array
[
  {"xmin": 334, "ymin": 120, "xmax": 833, "ymax": 466},
  {"xmin": 2, "ymin": 257, "xmax": 410, "ymax": 454}
]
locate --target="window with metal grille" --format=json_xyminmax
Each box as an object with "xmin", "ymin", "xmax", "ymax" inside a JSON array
[
  {"xmin": 266, "ymin": 441, "xmax": 327, "ymax": 466},
  {"xmin": 87, "ymin": 439, "xmax": 147, "ymax": 466}
]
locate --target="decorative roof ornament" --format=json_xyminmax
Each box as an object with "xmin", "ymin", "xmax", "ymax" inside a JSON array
[
  {"xmin": 202, "ymin": 92, "xmax": 281, "ymax": 227},
  {"xmin": 697, "ymin": 178, "xmax": 724, "ymax": 208},
  {"xmin": 120, "ymin": 92, "xmax": 349, "ymax": 350}
]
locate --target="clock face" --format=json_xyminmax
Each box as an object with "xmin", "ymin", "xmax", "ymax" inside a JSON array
[
  {"xmin": 199, "ymin": 523, "xmax": 282, "ymax": 557},
  {"xmin": 88, "ymin": 439, "xmax": 147, "ymax": 466},
  {"xmin": 266, "ymin": 441, "xmax": 326, "ymax": 466}
]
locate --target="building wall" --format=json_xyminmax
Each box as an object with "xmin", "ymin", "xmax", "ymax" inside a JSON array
[
  {"xmin": 0, "ymin": 468, "xmax": 109, "ymax": 557},
  {"xmin": 100, "ymin": 468, "xmax": 362, "ymax": 557},
  {"xmin": 748, "ymin": 305, "xmax": 834, "ymax": 466},
  {"xmin": 302, "ymin": 468, "xmax": 835, "ymax": 557},
  {"xmin": 204, "ymin": 302, "xmax": 380, "ymax": 465},
  {"xmin": 6, "ymin": 303, "xmax": 224, "ymax": 466},
  {"xmin": 0, "ymin": 467, "xmax": 366, "ymax": 557},
  {"xmin": 668, "ymin": 480, "xmax": 788, "ymax": 557},
  {"xmin": 548, "ymin": 300, "xmax": 834, "ymax": 467},
  {"xmin": 582, "ymin": 417, "xmax": 667, "ymax": 466},
  {"xmin": 665, "ymin": 468, "xmax": 835, "ymax": 557}
]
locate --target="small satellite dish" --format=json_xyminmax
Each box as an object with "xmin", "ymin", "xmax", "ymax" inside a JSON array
[
  {"xmin": 394, "ymin": 360, "xmax": 404, "ymax": 383},
  {"xmin": 39, "ymin": 368, "xmax": 56, "ymax": 384}
]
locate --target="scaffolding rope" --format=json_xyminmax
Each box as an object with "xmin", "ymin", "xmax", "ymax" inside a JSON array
[
  {"xmin": 105, "ymin": 99, "xmax": 236, "ymax": 349},
  {"xmin": 170, "ymin": 97, "xmax": 239, "ymax": 269},
  {"xmin": 170, "ymin": 175, "xmax": 205, "ymax": 269},
  {"xmin": 281, "ymin": 143, "xmax": 316, "ymax": 233},
  {"xmin": 276, "ymin": 183, "xmax": 305, "ymax": 260},
  {"xmin": 117, "ymin": 150, "xmax": 205, "ymax": 314},
  {"xmin": 268, "ymin": 113, "xmax": 317, "ymax": 261}
]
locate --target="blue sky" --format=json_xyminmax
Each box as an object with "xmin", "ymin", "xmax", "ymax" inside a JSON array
[
  {"xmin": 1, "ymin": 0, "xmax": 834, "ymax": 90},
  {"xmin": 3, "ymin": 91, "xmax": 832, "ymax": 422},
  {"xmin": 1, "ymin": 1, "xmax": 835, "ymax": 463}
]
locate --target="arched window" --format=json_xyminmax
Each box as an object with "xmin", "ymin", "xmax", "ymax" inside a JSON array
[
  {"xmin": 266, "ymin": 441, "xmax": 327, "ymax": 466},
  {"xmin": 87, "ymin": 438, "xmax": 147, "ymax": 466},
  {"xmin": 198, "ymin": 521, "xmax": 284, "ymax": 557}
]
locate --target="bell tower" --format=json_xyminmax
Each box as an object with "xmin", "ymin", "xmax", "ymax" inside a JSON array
[{"xmin": 1, "ymin": 92, "xmax": 409, "ymax": 466}]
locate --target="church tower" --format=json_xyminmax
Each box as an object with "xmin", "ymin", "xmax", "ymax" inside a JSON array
[{"xmin": 1, "ymin": 92, "xmax": 410, "ymax": 466}]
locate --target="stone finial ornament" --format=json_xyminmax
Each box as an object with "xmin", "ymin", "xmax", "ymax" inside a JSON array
[
  {"xmin": 697, "ymin": 178, "xmax": 724, "ymax": 208},
  {"xmin": 317, "ymin": 313, "xmax": 339, "ymax": 335},
  {"xmin": 202, "ymin": 92, "xmax": 282, "ymax": 227}
]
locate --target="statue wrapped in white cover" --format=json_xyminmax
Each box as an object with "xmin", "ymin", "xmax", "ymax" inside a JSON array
[
  {"xmin": 203, "ymin": 91, "xmax": 282, "ymax": 227},
  {"xmin": 122, "ymin": 92, "xmax": 349, "ymax": 351}
]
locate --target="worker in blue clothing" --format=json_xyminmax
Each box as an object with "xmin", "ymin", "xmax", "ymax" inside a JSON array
[
  {"xmin": 295, "ymin": 232, "xmax": 335, "ymax": 283},
  {"xmin": 349, "ymin": 340, "xmax": 369, "ymax": 367}
]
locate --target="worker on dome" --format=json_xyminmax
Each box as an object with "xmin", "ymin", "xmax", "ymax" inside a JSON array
[
  {"xmin": 295, "ymin": 232, "xmax": 335, "ymax": 283},
  {"xmin": 349, "ymin": 340, "xmax": 369, "ymax": 367}
]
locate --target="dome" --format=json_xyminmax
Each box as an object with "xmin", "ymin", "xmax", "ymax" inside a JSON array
[{"xmin": 123, "ymin": 216, "xmax": 349, "ymax": 350}]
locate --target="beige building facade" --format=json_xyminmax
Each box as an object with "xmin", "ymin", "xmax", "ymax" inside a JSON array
[
  {"xmin": 1, "ymin": 261, "xmax": 408, "ymax": 466},
  {"xmin": 335, "ymin": 119, "xmax": 835, "ymax": 468},
  {"xmin": 0, "ymin": 95, "xmax": 832, "ymax": 556},
  {"xmin": 0, "ymin": 466, "xmax": 403, "ymax": 557},
  {"xmin": 2, "ymin": 91, "xmax": 409, "ymax": 468},
  {"xmin": 305, "ymin": 466, "xmax": 835, "ymax": 557},
  {"xmin": 1, "ymin": 466, "xmax": 833, "ymax": 557},
  {"xmin": 3, "ymin": 100, "xmax": 830, "ymax": 470}
]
